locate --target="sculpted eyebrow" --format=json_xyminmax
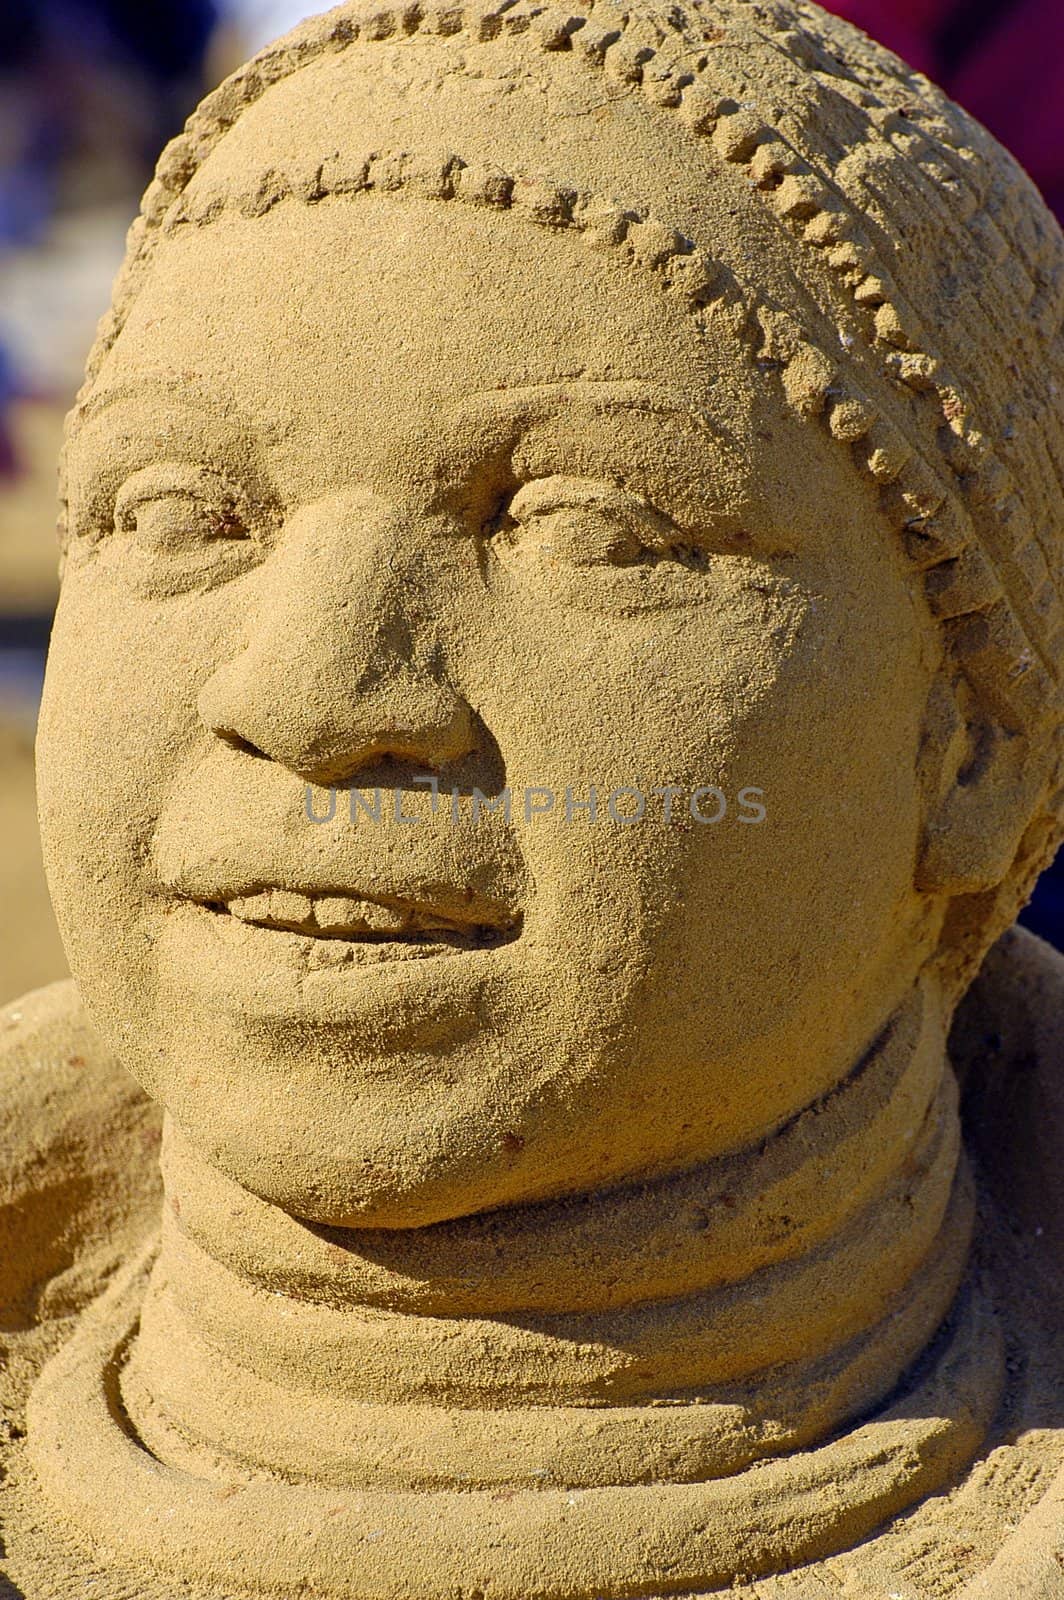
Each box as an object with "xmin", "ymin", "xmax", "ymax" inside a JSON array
[
  {"xmin": 448, "ymin": 381, "xmax": 724, "ymax": 439},
  {"xmin": 434, "ymin": 383, "xmax": 730, "ymax": 489},
  {"xmin": 66, "ymin": 376, "xmax": 289, "ymax": 455},
  {"xmin": 414, "ymin": 382, "xmax": 772, "ymax": 544}
]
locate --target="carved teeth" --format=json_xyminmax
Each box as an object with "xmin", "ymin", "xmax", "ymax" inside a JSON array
[
  {"xmin": 314, "ymin": 896, "xmax": 408, "ymax": 935},
  {"xmin": 223, "ymin": 889, "xmax": 471, "ymax": 939},
  {"xmin": 312, "ymin": 894, "xmax": 367, "ymax": 934},
  {"xmin": 228, "ymin": 890, "xmax": 315, "ymax": 930}
]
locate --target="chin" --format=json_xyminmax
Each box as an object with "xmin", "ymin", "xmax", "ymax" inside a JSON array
[{"xmin": 157, "ymin": 1057, "xmax": 557, "ymax": 1229}]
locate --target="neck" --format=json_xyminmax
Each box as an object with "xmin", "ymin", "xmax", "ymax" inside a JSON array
[{"xmin": 122, "ymin": 978, "xmax": 973, "ymax": 1489}]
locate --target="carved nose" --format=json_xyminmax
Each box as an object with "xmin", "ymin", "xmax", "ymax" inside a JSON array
[
  {"xmin": 196, "ymin": 496, "xmax": 478, "ymax": 785},
  {"xmin": 199, "ymin": 665, "xmax": 476, "ymax": 785}
]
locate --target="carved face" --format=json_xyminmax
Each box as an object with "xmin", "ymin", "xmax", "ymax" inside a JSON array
[{"xmin": 38, "ymin": 193, "xmax": 940, "ymax": 1226}]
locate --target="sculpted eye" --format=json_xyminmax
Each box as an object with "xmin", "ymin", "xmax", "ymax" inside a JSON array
[
  {"xmin": 114, "ymin": 465, "xmax": 252, "ymax": 550},
  {"xmin": 494, "ymin": 475, "xmax": 701, "ymax": 571},
  {"xmin": 82, "ymin": 461, "xmax": 273, "ymax": 597}
]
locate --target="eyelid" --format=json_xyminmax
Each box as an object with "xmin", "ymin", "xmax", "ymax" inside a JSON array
[
  {"xmin": 506, "ymin": 475, "xmax": 675, "ymax": 539},
  {"xmin": 114, "ymin": 463, "xmax": 247, "ymax": 526}
]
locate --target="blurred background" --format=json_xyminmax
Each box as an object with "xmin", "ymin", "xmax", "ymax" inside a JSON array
[{"xmin": 1, "ymin": 0, "xmax": 1063, "ymax": 1004}]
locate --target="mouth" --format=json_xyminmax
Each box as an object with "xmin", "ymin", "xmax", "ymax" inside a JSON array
[{"xmin": 193, "ymin": 887, "xmax": 522, "ymax": 954}]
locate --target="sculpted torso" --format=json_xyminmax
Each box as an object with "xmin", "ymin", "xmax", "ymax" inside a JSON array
[{"xmin": 1, "ymin": 0, "xmax": 1063, "ymax": 1595}]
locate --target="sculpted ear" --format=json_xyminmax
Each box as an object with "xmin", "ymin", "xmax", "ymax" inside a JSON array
[{"xmin": 916, "ymin": 672, "xmax": 1050, "ymax": 895}]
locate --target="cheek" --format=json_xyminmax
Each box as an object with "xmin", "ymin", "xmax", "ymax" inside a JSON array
[
  {"xmin": 467, "ymin": 575, "xmax": 806, "ymax": 786},
  {"xmin": 649, "ymin": 576, "xmax": 930, "ymax": 1027},
  {"xmin": 36, "ymin": 568, "xmax": 222, "ymax": 955},
  {"xmin": 456, "ymin": 576, "xmax": 814, "ymax": 954}
]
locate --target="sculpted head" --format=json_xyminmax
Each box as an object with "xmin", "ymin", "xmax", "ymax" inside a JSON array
[{"xmin": 35, "ymin": 0, "xmax": 1064, "ymax": 1229}]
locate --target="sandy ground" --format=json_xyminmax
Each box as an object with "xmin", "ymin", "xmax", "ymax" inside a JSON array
[
  {"xmin": 0, "ymin": 713, "xmax": 67, "ymax": 1005},
  {"xmin": 0, "ymin": 399, "xmax": 71, "ymax": 1005},
  {"xmin": 0, "ymin": 202, "xmax": 131, "ymax": 1008},
  {"xmin": 0, "ymin": 399, "xmax": 65, "ymax": 615}
]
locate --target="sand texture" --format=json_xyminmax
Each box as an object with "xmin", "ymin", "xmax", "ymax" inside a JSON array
[{"xmin": 3, "ymin": 0, "xmax": 1064, "ymax": 1593}]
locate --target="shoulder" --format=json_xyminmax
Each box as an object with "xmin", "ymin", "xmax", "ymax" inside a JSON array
[
  {"xmin": 950, "ymin": 923, "xmax": 1064, "ymax": 1261},
  {"xmin": 955, "ymin": 919, "xmax": 1064, "ymax": 1049},
  {"xmin": 0, "ymin": 980, "xmax": 161, "ymax": 1331}
]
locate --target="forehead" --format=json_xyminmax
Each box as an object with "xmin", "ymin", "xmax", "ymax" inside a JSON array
[
  {"xmin": 101, "ymin": 193, "xmax": 736, "ymax": 415},
  {"xmin": 77, "ymin": 194, "xmax": 864, "ymax": 545}
]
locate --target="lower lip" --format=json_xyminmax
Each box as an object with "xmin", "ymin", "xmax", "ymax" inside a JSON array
[
  {"xmin": 209, "ymin": 902, "xmax": 504, "ymax": 966},
  {"xmin": 153, "ymin": 900, "xmax": 514, "ymax": 1030}
]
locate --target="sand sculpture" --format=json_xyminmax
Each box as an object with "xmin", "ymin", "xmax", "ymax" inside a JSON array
[{"xmin": 2, "ymin": 0, "xmax": 1063, "ymax": 1594}]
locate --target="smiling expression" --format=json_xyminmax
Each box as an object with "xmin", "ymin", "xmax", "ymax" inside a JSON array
[{"xmin": 37, "ymin": 192, "xmax": 941, "ymax": 1227}]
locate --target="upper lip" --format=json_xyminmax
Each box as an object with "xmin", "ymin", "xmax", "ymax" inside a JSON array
[
  {"xmin": 151, "ymin": 756, "xmax": 529, "ymax": 943},
  {"xmin": 193, "ymin": 883, "xmax": 520, "ymax": 941}
]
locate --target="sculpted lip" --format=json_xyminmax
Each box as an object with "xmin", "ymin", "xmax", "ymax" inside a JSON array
[{"xmin": 190, "ymin": 885, "xmax": 522, "ymax": 949}]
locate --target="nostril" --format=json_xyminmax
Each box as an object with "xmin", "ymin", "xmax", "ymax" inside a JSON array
[{"xmin": 213, "ymin": 726, "xmax": 270, "ymax": 760}]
